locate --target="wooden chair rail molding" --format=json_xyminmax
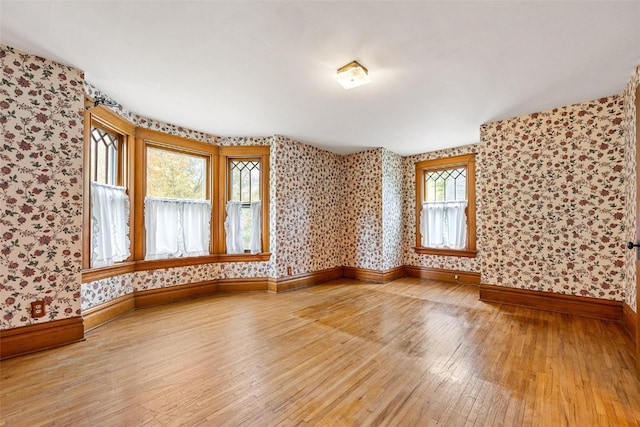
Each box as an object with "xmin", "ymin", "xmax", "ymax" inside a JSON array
[{"xmin": 3, "ymin": 267, "xmax": 634, "ymax": 360}]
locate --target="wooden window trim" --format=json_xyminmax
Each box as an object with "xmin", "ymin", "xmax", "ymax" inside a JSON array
[
  {"xmin": 134, "ymin": 128, "xmax": 218, "ymax": 260},
  {"xmin": 414, "ymin": 153, "xmax": 477, "ymax": 258},
  {"xmin": 82, "ymin": 106, "xmax": 135, "ymax": 270},
  {"xmin": 218, "ymin": 146, "xmax": 271, "ymax": 255},
  {"xmin": 82, "ymin": 116, "xmax": 272, "ymax": 283}
]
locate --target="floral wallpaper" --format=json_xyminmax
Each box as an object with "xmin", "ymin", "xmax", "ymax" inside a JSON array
[
  {"xmin": 272, "ymin": 136, "xmax": 343, "ymax": 277},
  {"xmin": 340, "ymin": 149, "xmax": 384, "ymax": 270},
  {"xmin": 480, "ymin": 96, "xmax": 627, "ymax": 300},
  {"xmin": 219, "ymin": 136, "xmax": 273, "ymax": 147},
  {"xmin": 82, "ymin": 274, "xmax": 133, "ymax": 310},
  {"xmin": 84, "ymin": 83, "xmax": 220, "ymax": 145},
  {"xmin": 402, "ymin": 145, "xmax": 481, "ymax": 272},
  {"xmin": 1, "ymin": 45, "xmax": 84, "ymax": 329},
  {"xmin": 6, "ymin": 47, "xmax": 635, "ymax": 323},
  {"xmin": 622, "ymin": 65, "xmax": 640, "ymax": 312},
  {"xmin": 382, "ymin": 149, "xmax": 404, "ymax": 270}
]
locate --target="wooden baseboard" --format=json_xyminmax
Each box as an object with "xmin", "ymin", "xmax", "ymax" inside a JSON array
[
  {"xmin": 623, "ymin": 303, "xmax": 636, "ymax": 344},
  {"xmin": 83, "ymin": 294, "xmax": 135, "ymax": 332},
  {"xmin": 343, "ymin": 266, "xmax": 384, "ymax": 283},
  {"xmin": 135, "ymin": 280, "xmax": 219, "ymax": 309},
  {"xmin": 343, "ymin": 266, "xmax": 406, "ymax": 283},
  {"xmin": 479, "ymin": 284, "xmax": 623, "ymax": 322},
  {"xmin": 217, "ymin": 277, "xmax": 269, "ymax": 293},
  {"xmin": 405, "ymin": 266, "xmax": 481, "ymax": 285},
  {"xmin": 383, "ymin": 266, "xmax": 406, "ymax": 282},
  {"xmin": 0, "ymin": 317, "xmax": 84, "ymax": 360},
  {"xmin": 274, "ymin": 267, "xmax": 344, "ymax": 292}
]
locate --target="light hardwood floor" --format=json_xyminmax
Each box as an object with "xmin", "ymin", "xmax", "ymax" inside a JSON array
[{"xmin": 1, "ymin": 278, "xmax": 639, "ymax": 426}]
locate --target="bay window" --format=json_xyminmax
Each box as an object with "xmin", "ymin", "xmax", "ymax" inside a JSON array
[{"xmin": 82, "ymin": 108, "xmax": 270, "ymax": 282}]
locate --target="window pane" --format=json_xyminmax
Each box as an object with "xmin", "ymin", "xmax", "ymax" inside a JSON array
[
  {"xmin": 424, "ymin": 168, "xmax": 466, "ymax": 202},
  {"xmin": 229, "ymin": 160, "xmax": 261, "ymax": 202},
  {"xmin": 90, "ymin": 127, "xmax": 118, "ymax": 185},
  {"xmin": 228, "ymin": 159, "xmax": 261, "ymax": 252},
  {"xmin": 146, "ymin": 147, "xmax": 206, "ymax": 200}
]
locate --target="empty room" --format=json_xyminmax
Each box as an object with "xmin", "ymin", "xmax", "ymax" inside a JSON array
[{"xmin": 1, "ymin": 1, "xmax": 640, "ymax": 425}]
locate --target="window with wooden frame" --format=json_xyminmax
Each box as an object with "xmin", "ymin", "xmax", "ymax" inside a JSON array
[
  {"xmin": 82, "ymin": 110, "xmax": 271, "ymax": 282},
  {"xmin": 218, "ymin": 146, "xmax": 270, "ymax": 258},
  {"xmin": 134, "ymin": 129, "xmax": 217, "ymax": 264},
  {"xmin": 415, "ymin": 153, "xmax": 477, "ymax": 257},
  {"xmin": 83, "ymin": 106, "xmax": 135, "ymax": 273}
]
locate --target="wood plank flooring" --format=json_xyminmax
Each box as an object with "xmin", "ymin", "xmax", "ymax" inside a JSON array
[{"xmin": 1, "ymin": 278, "xmax": 639, "ymax": 426}]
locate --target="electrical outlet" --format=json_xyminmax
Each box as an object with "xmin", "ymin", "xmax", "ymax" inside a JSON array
[
  {"xmin": 31, "ymin": 300, "xmax": 46, "ymax": 318},
  {"xmin": 287, "ymin": 266, "xmax": 292, "ymax": 275}
]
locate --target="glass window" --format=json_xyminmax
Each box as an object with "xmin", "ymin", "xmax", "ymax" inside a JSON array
[
  {"xmin": 229, "ymin": 160, "xmax": 261, "ymax": 250},
  {"xmin": 415, "ymin": 154, "xmax": 476, "ymax": 257},
  {"xmin": 146, "ymin": 147, "xmax": 207, "ymax": 200},
  {"xmin": 90, "ymin": 126, "xmax": 119, "ymax": 185}
]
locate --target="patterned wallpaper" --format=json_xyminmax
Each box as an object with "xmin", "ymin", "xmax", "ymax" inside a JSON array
[
  {"xmin": 401, "ymin": 145, "xmax": 481, "ymax": 272},
  {"xmin": 6, "ymin": 46, "xmax": 638, "ymax": 321},
  {"xmin": 622, "ymin": 65, "xmax": 640, "ymax": 312},
  {"xmin": 1, "ymin": 45, "xmax": 85, "ymax": 329},
  {"xmin": 480, "ymin": 96, "xmax": 627, "ymax": 301},
  {"xmin": 382, "ymin": 149, "xmax": 404, "ymax": 270},
  {"xmin": 272, "ymin": 136, "xmax": 343, "ymax": 277},
  {"xmin": 85, "ymin": 83, "xmax": 220, "ymax": 145},
  {"xmin": 341, "ymin": 149, "xmax": 384, "ymax": 270}
]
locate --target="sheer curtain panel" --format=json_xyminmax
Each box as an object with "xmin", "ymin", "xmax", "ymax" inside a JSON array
[
  {"xmin": 182, "ymin": 200, "xmax": 211, "ymax": 256},
  {"xmin": 249, "ymin": 201, "xmax": 262, "ymax": 254},
  {"xmin": 90, "ymin": 182, "xmax": 130, "ymax": 268},
  {"xmin": 421, "ymin": 201, "xmax": 467, "ymax": 249},
  {"xmin": 145, "ymin": 197, "xmax": 211, "ymax": 260},
  {"xmin": 224, "ymin": 201, "xmax": 244, "ymax": 254}
]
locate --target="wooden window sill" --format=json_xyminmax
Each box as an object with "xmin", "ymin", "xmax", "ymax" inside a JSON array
[
  {"xmin": 82, "ymin": 253, "xmax": 272, "ymax": 283},
  {"xmin": 413, "ymin": 247, "xmax": 477, "ymax": 258}
]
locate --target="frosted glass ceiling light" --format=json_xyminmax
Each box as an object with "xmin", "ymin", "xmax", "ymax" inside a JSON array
[{"xmin": 334, "ymin": 61, "xmax": 371, "ymax": 89}]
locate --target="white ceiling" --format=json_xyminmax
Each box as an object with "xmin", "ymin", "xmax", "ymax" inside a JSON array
[{"xmin": 1, "ymin": 1, "xmax": 639, "ymax": 156}]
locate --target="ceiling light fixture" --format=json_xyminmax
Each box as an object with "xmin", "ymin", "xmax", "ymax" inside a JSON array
[{"xmin": 334, "ymin": 60, "xmax": 371, "ymax": 89}]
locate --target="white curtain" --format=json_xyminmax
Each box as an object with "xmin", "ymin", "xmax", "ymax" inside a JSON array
[
  {"xmin": 446, "ymin": 201, "xmax": 467, "ymax": 249},
  {"xmin": 224, "ymin": 201, "xmax": 244, "ymax": 254},
  {"xmin": 145, "ymin": 197, "xmax": 211, "ymax": 260},
  {"xmin": 90, "ymin": 182, "xmax": 130, "ymax": 268},
  {"xmin": 421, "ymin": 201, "xmax": 467, "ymax": 249},
  {"xmin": 224, "ymin": 201, "xmax": 262, "ymax": 254},
  {"xmin": 249, "ymin": 201, "xmax": 262, "ymax": 254},
  {"xmin": 182, "ymin": 201, "xmax": 211, "ymax": 256}
]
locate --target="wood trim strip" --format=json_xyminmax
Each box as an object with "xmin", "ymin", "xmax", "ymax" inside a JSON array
[
  {"xmin": 382, "ymin": 267, "xmax": 406, "ymax": 282},
  {"xmin": 217, "ymin": 277, "xmax": 269, "ymax": 293},
  {"xmin": 0, "ymin": 317, "xmax": 84, "ymax": 360},
  {"xmin": 274, "ymin": 267, "xmax": 344, "ymax": 293},
  {"xmin": 342, "ymin": 267, "xmax": 405, "ymax": 283},
  {"xmin": 343, "ymin": 267, "xmax": 384, "ymax": 283},
  {"xmin": 405, "ymin": 266, "xmax": 481, "ymax": 285},
  {"xmin": 479, "ymin": 284, "xmax": 623, "ymax": 322},
  {"xmin": 82, "ymin": 263, "xmax": 136, "ymax": 283},
  {"xmin": 134, "ymin": 281, "xmax": 219, "ymax": 309},
  {"xmin": 82, "ymin": 294, "xmax": 135, "ymax": 332},
  {"xmin": 623, "ymin": 303, "xmax": 636, "ymax": 345}
]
